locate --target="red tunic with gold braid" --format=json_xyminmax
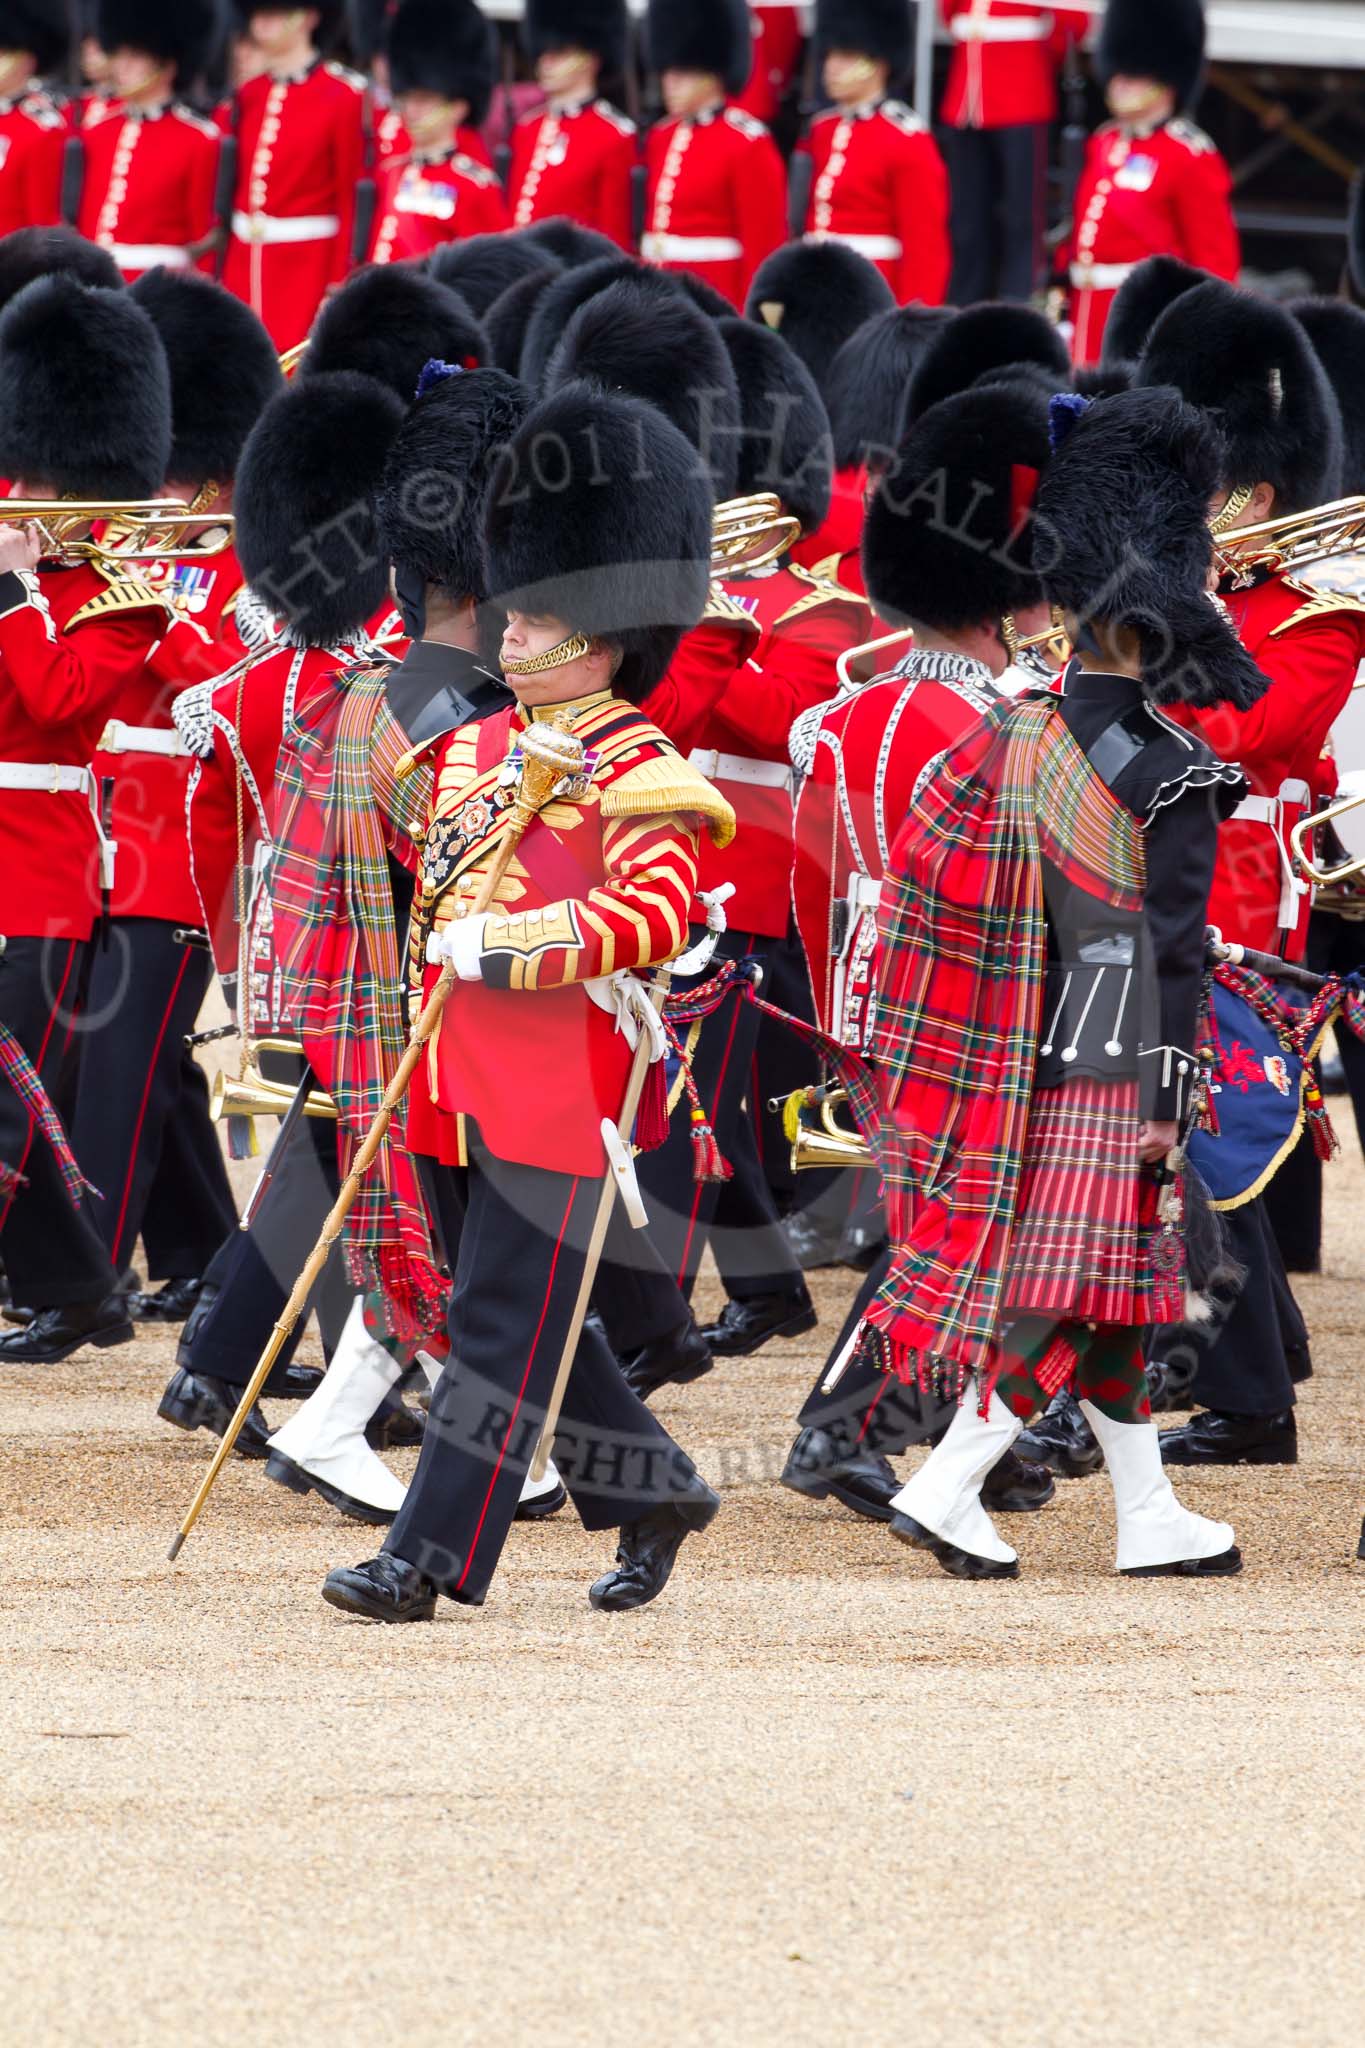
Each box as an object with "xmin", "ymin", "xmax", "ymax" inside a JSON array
[
  {"xmin": 801, "ymin": 100, "xmax": 951, "ymax": 305},
  {"xmin": 1172, "ymin": 573, "xmax": 1365, "ymax": 961},
  {"xmin": 220, "ymin": 60, "xmax": 368, "ymax": 351},
  {"xmin": 408, "ymin": 689, "xmax": 734, "ymax": 1178},
  {"xmin": 75, "ymin": 100, "xmax": 221, "ymax": 279},
  {"xmin": 367, "ymin": 146, "xmax": 508, "ymax": 262},
  {"xmin": 0, "ymin": 86, "xmax": 66, "ymax": 237},
  {"xmin": 507, "ymin": 97, "xmax": 635, "ymax": 248}
]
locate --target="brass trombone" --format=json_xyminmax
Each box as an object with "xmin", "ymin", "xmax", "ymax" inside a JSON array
[
  {"xmin": 711, "ymin": 492, "xmax": 801, "ymax": 575},
  {"xmin": 0, "ymin": 497, "xmax": 236, "ymax": 563},
  {"xmin": 1213, "ymin": 495, "xmax": 1365, "ymax": 584},
  {"xmin": 1290, "ymin": 781, "xmax": 1365, "ymax": 908},
  {"xmin": 208, "ymin": 1037, "xmax": 338, "ymax": 1126}
]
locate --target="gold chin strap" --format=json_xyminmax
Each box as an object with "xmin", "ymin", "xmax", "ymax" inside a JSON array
[
  {"xmin": 189, "ymin": 479, "xmax": 220, "ymax": 516},
  {"xmin": 501, "ymin": 631, "xmax": 593, "ymax": 678},
  {"xmin": 1210, "ymin": 485, "xmax": 1255, "ymax": 537}
]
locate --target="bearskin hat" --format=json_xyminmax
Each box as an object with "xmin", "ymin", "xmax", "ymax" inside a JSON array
[
  {"xmin": 523, "ymin": 0, "xmax": 627, "ymax": 73},
  {"xmin": 235, "ymin": 370, "xmax": 404, "ymax": 647},
  {"xmin": 907, "ymin": 302, "xmax": 1070, "ymax": 424},
  {"xmin": 0, "ymin": 1, "xmax": 68, "ymax": 73},
  {"xmin": 1348, "ymin": 173, "xmax": 1365, "ymax": 305},
  {"xmin": 1037, "ymin": 387, "xmax": 1267, "ymax": 709},
  {"xmin": 130, "ymin": 267, "xmax": 281, "ymax": 485},
  {"xmin": 483, "ymin": 264, "xmax": 565, "ymax": 375},
  {"xmin": 675, "ymin": 270, "xmax": 736, "ymax": 323},
  {"xmin": 862, "ymin": 380, "xmax": 1052, "ymax": 632},
  {"xmin": 645, "ymin": 0, "xmax": 752, "ymax": 95},
  {"xmin": 485, "ymin": 382, "xmax": 712, "ymax": 703},
  {"xmin": 545, "ymin": 270, "xmax": 742, "ymax": 499},
  {"xmin": 301, "ymin": 264, "xmax": 487, "ymax": 403},
  {"xmin": 377, "ymin": 364, "xmax": 532, "ymax": 604},
  {"xmin": 1101, "ymin": 255, "xmax": 1209, "ymax": 370},
  {"xmin": 428, "ymin": 232, "xmax": 558, "ymax": 320},
  {"xmin": 516, "ymin": 217, "xmax": 622, "ymax": 270},
  {"xmin": 1288, "ymin": 298, "xmax": 1365, "ymax": 497},
  {"xmin": 96, "ymin": 0, "xmax": 220, "ymax": 86},
  {"xmin": 717, "ymin": 316, "xmax": 832, "ymax": 536},
  {"xmin": 745, "ymin": 242, "xmax": 896, "ymax": 392},
  {"xmin": 813, "ymin": 0, "xmax": 912, "ymax": 75},
  {"xmin": 1136, "ymin": 278, "xmax": 1342, "ymax": 513},
  {"xmin": 344, "ymin": 1, "xmax": 388, "ymax": 66},
  {"xmin": 518, "ymin": 251, "xmax": 640, "ymax": 388},
  {"xmin": 0, "ymin": 275, "xmax": 170, "ymax": 498},
  {"xmin": 824, "ymin": 304, "xmax": 955, "ymax": 472},
  {"xmin": 0, "ymin": 226, "xmax": 122, "ymax": 312},
  {"xmin": 387, "ymin": 0, "xmax": 495, "ymax": 123},
  {"xmin": 1097, "ymin": 0, "xmax": 1206, "ymax": 110}
]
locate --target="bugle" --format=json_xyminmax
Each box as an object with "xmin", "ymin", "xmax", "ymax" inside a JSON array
[
  {"xmin": 776, "ymin": 1083, "xmax": 867, "ymax": 1172},
  {"xmin": 207, "ymin": 1038, "xmax": 338, "ymax": 1125}
]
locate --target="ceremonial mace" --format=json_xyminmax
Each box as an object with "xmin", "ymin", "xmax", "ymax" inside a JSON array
[{"xmin": 167, "ymin": 720, "xmax": 585, "ymax": 1562}]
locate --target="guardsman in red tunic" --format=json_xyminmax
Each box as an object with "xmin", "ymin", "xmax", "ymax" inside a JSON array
[
  {"xmin": 734, "ymin": 2, "xmax": 803, "ymax": 128},
  {"xmin": 782, "ymin": 376, "xmax": 1067, "ymax": 1521},
  {"xmin": 64, "ymin": 272, "xmax": 284, "ymax": 1327},
  {"xmin": 154, "ymin": 368, "xmax": 406, "ymax": 1450},
  {"xmin": 507, "ymin": 0, "xmax": 635, "ymax": 250},
  {"xmin": 220, "ymin": 4, "xmax": 367, "ymax": 351},
  {"xmin": 0, "ymin": 276, "xmax": 176, "ymax": 1366},
  {"xmin": 366, "ymin": 0, "xmax": 507, "ymax": 264},
  {"xmin": 940, "ymin": 0, "xmax": 1087, "ymax": 303},
  {"xmin": 1064, "ymin": 0, "xmax": 1238, "ymax": 367},
  {"xmin": 800, "ymin": 0, "xmax": 951, "ymax": 307},
  {"xmin": 75, "ymin": 4, "xmax": 223, "ymax": 282},
  {"xmin": 0, "ymin": 2, "xmax": 67, "ymax": 237},
  {"xmin": 1131, "ymin": 278, "xmax": 1365, "ymax": 1469},
  {"xmin": 321, "ymin": 383, "xmax": 731, "ymax": 1624},
  {"xmin": 641, "ymin": 0, "xmax": 787, "ymax": 310}
]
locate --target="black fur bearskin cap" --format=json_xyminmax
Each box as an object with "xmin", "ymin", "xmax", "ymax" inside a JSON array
[
  {"xmin": 428, "ymin": 231, "xmax": 559, "ymax": 320},
  {"xmin": 813, "ymin": 0, "xmax": 912, "ymax": 75},
  {"xmin": 1037, "ymin": 386, "xmax": 1268, "ymax": 709},
  {"xmin": 387, "ymin": 0, "xmax": 495, "ymax": 122},
  {"xmin": 744, "ymin": 241, "xmax": 896, "ymax": 392},
  {"xmin": 0, "ymin": 273, "xmax": 171, "ymax": 497},
  {"xmin": 825, "ymin": 303, "xmax": 955, "ymax": 472},
  {"xmin": 1100, "ymin": 254, "xmax": 1209, "ymax": 370},
  {"xmin": 0, "ymin": 225, "xmax": 122, "ymax": 313},
  {"xmin": 377, "ymin": 363, "xmax": 532, "ymax": 604},
  {"xmin": 130, "ymin": 266, "xmax": 282, "ymax": 485},
  {"xmin": 301, "ymin": 263, "xmax": 488, "ymax": 403},
  {"xmin": 235, "ymin": 370, "xmax": 404, "ymax": 647},
  {"xmin": 1289, "ymin": 296, "xmax": 1365, "ymax": 498},
  {"xmin": 485, "ymin": 381, "xmax": 713, "ymax": 704},
  {"xmin": 717, "ymin": 315, "xmax": 832, "ymax": 535},
  {"xmin": 645, "ymin": 0, "xmax": 751, "ymax": 95},
  {"xmin": 907, "ymin": 301, "xmax": 1071, "ymax": 425}
]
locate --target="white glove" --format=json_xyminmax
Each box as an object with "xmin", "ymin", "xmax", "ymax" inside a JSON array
[{"xmin": 426, "ymin": 911, "xmax": 489, "ymax": 981}]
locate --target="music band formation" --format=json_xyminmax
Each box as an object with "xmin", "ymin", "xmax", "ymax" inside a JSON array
[{"xmin": 2, "ymin": 0, "xmax": 1364, "ymax": 1619}]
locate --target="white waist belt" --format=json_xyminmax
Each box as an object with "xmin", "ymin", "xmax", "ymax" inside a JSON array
[
  {"xmin": 0, "ymin": 761, "xmax": 93, "ymax": 793},
  {"xmin": 807, "ymin": 231, "xmax": 903, "ymax": 261},
  {"xmin": 1070, "ymin": 260, "xmax": 1137, "ymax": 291},
  {"xmin": 1232, "ymin": 794, "xmax": 1279, "ymax": 826},
  {"xmin": 642, "ymin": 232, "xmax": 744, "ymax": 263},
  {"xmin": 232, "ymin": 210, "xmax": 341, "ymax": 245},
  {"xmin": 105, "ymin": 243, "xmax": 193, "ymax": 269},
  {"xmin": 952, "ymin": 15, "xmax": 1051, "ymax": 39},
  {"xmin": 689, "ymin": 747, "xmax": 793, "ymax": 792},
  {"xmin": 99, "ymin": 720, "xmax": 187, "ymax": 759}
]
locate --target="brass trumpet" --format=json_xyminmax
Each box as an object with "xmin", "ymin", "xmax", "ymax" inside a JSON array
[
  {"xmin": 1213, "ymin": 495, "xmax": 1365, "ymax": 584},
  {"xmin": 712, "ymin": 492, "xmax": 801, "ymax": 575},
  {"xmin": 0, "ymin": 498, "xmax": 236, "ymax": 563},
  {"xmin": 1290, "ymin": 782, "xmax": 1365, "ymax": 895},
  {"xmin": 209, "ymin": 1038, "xmax": 338, "ymax": 1126},
  {"xmin": 777, "ymin": 1084, "xmax": 868, "ymax": 1172}
]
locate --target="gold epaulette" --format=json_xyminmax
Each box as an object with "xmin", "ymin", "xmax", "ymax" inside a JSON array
[
  {"xmin": 1269, "ymin": 582, "xmax": 1365, "ymax": 638},
  {"xmin": 600, "ymin": 750, "xmax": 737, "ymax": 850},
  {"xmin": 774, "ymin": 560, "xmax": 863, "ymax": 627},
  {"xmin": 65, "ymin": 563, "xmax": 175, "ymax": 630},
  {"xmin": 703, "ymin": 581, "xmax": 761, "ymax": 633}
]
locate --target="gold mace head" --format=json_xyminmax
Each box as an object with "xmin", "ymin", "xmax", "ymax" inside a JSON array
[{"xmin": 512, "ymin": 716, "xmax": 586, "ymax": 816}]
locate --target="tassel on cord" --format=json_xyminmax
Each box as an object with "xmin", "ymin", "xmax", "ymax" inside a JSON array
[
  {"xmin": 1303, "ymin": 1072, "xmax": 1339, "ymax": 1160},
  {"xmin": 634, "ymin": 1057, "xmax": 669, "ymax": 1153},
  {"xmin": 661, "ymin": 1017, "xmax": 732, "ymax": 1182}
]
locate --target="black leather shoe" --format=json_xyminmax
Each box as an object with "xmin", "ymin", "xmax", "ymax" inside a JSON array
[
  {"xmin": 264, "ymin": 1449, "xmax": 396, "ymax": 1525},
  {"xmin": 889, "ymin": 1512, "xmax": 1020, "ymax": 1580},
  {"xmin": 1159, "ymin": 1408, "xmax": 1297, "ymax": 1466},
  {"xmin": 515, "ymin": 1473, "xmax": 568, "ymax": 1520},
  {"xmin": 280, "ymin": 1363, "xmax": 325, "ymax": 1400},
  {"xmin": 156, "ymin": 1365, "xmax": 271, "ymax": 1458},
  {"xmin": 1122, "ymin": 1546, "xmax": 1243, "ymax": 1578},
  {"xmin": 981, "ymin": 1448, "xmax": 1055, "ymax": 1512},
  {"xmin": 1, "ymin": 1302, "xmax": 34, "ymax": 1327},
  {"xmin": 321, "ymin": 1552, "xmax": 436, "ymax": 1622},
  {"xmin": 175, "ymin": 1280, "xmax": 221, "ymax": 1364},
  {"xmin": 780, "ymin": 1426, "xmax": 899, "ymax": 1521},
  {"xmin": 622, "ymin": 1318, "xmax": 713, "ymax": 1398},
  {"xmin": 700, "ymin": 1289, "xmax": 817, "ymax": 1357},
  {"xmin": 0, "ymin": 1297, "xmax": 133, "ymax": 1365},
  {"xmin": 365, "ymin": 1392, "xmax": 426, "ymax": 1450},
  {"xmin": 1015, "ymin": 1392, "xmax": 1104, "ymax": 1477},
  {"xmin": 588, "ymin": 1485, "xmax": 721, "ymax": 1611},
  {"xmin": 128, "ymin": 1276, "xmax": 207, "ymax": 1323}
]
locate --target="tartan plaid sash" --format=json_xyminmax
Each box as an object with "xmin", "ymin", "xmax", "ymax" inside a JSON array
[
  {"xmin": 0, "ymin": 1023, "xmax": 94, "ymax": 1207},
  {"xmin": 271, "ymin": 662, "xmax": 447, "ymax": 1342},
  {"xmin": 859, "ymin": 696, "xmax": 1146, "ymax": 1380}
]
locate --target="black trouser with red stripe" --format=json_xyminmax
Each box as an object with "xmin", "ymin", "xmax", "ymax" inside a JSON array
[
  {"xmin": 69, "ymin": 918, "xmax": 236, "ymax": 1280},
  {"xmin": 386, "ymin": 1127, "xmax": 704, "ymax": 1606},
  {"xmin": 0, "ymin": 935, "xmax": 120, "ymax": 1308}
]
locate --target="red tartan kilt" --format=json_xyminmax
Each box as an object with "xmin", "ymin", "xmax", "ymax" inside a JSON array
[{"xmin": 1002, "ymin": 1076, "xmax": 1182, "ymax": 1326}]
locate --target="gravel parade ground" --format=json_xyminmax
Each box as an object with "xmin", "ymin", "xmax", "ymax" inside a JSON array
[{"xmin": 3, "ymin": 1150, "xmax": 1362, "ymax": 2048}]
